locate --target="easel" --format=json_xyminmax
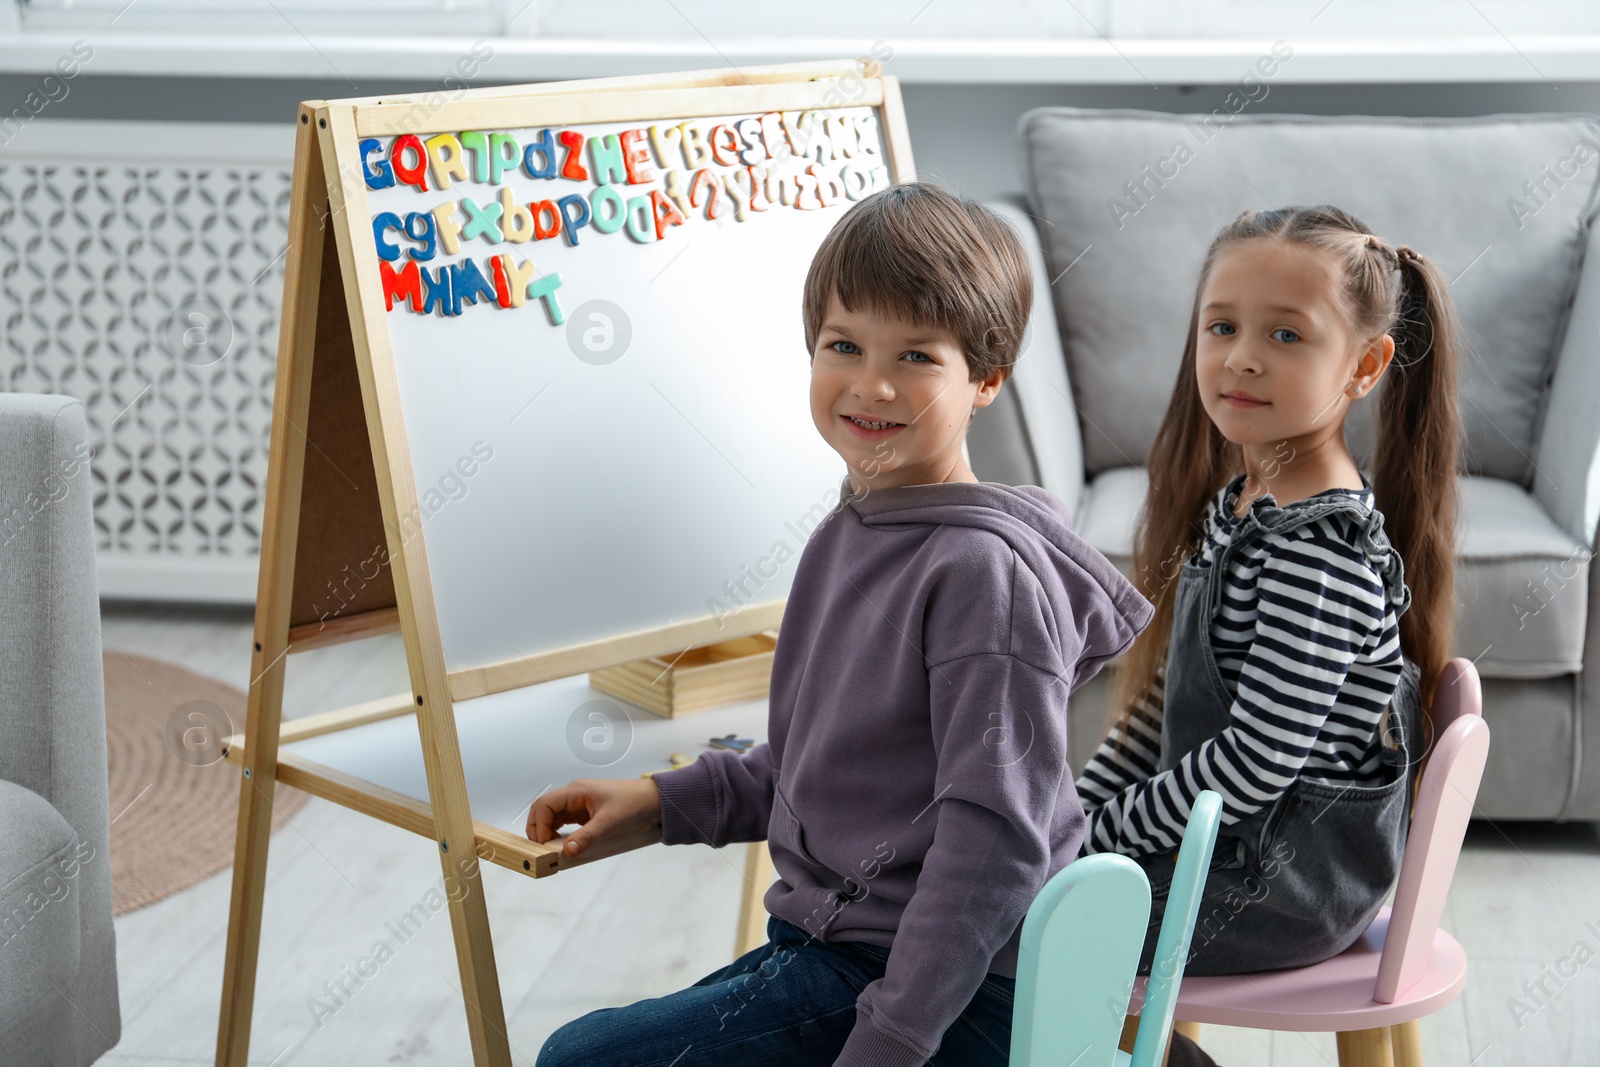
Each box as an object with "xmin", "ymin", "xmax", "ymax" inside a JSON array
[{"xmin": 213, "ymin": 60, "xmax": 914, "ymax": 1066}]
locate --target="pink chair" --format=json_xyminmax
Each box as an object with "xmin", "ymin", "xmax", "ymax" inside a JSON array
[{"xmin": 1127, "ymin": 657, "xmax": 1489, "ymax": 1067}]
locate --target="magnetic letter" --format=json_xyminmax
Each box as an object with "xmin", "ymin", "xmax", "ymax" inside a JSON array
[
  {"xmin": 500, "ymin": 186, "xmax": 534, "ymax": 242},
  {"xmin": 459, "ymin": 195, "xmax": 505, "ymax": 243},
  {"xmin": 523, "ymin": 128, "xmax": 559, "ymax": 179},
  {"xmin": 825, "ymin": 113, "xmax": 858, "ymax": 158},
  {"xmin": 558, "ymin": 130, "xmax": 589, "ymax": 181},
  {"xmin": 490, "ymin": 254, "xmax": 513, "ymax": 308},
  {"xmin": 449, "ymin": 258, "xmax": 497, "ymax": 315},
  {"xmin": 841, "ymin": 160, "xmax": 873, "ymax": 201},
  {"xmin": 801, "ymin": 112, "xmax": 834, "ymax": 163},
  {"xmin": 432, "ymin": 202, "xmax": 463, "ymax": 255},
  {"xmin": 720, "ymin": 170, "xmax": 752, "ymax": 221},
  {"xmin": 810, "ymin": 163, "xmax": 844, "ymax": 207},
  {"xmin": 651, "ymin": 188, "xmax": 686, "ymax": 241},
  {"xmin": 852, "ymin": 113, "xmax": 880, "ymax": 155},
  {"xmin": 532, "ymin": 200, "xmax": 562, "ymax": 240},
  {"xmin": 372, "ymin": 212, "xmax": 403, "ymax": 261},
  {"xmin": 489, "ymin": 132, "xmax": 520, "ymax": 184},
  {"xmin": 648, "ymin": 123, "xmax": 684, "ymax": 170},
  {"xmin": 590, "ymin": 183, "xmax": 628, "ymax": 234},
  {"xmin": 360, "ymin": 138, "xmax": 395, "ymax": 189},
  {"xmin": 404, "ymin": 211, "xmax": 437, "ymax": 261},
  {"xmin": 679, "ymin": 121, "xmax": 712, "ymax": 169},
  {"xmin": 392, "ymin": 135, "xmax": 429, "ymax": 191},
  {"xmin": 623, "ymin": 196, "xmax": 655, "ymax": 243},
  {"xmin": 735, "ymin": 117, "xmax": 766, "ymax": 165},
  {"xmin": 663, "ymin": 168, "xmax": 694, "ymax": 219},
  {"xmin": 689, "ymin": 168, "xmax": 727, "ymax": 218},
  {"xmin": 424, "ymin": 133, "xmax": 469, "ymax": 190},
  {"xmin": 556, "ymin": 194, "xmax": 590, "ymax": 246},
  {"xmin": 618, "ymin": 128, "xmax": 656, "ymax": 184},
  {"xmin": 420, "ymin": 264, "xmax": 452, "ymax": 315},
  {"xmin": 709, "ymin": 124, "xmax": 741, "ymax": 167},
  {"xmin": 735, "ymin": 165, "xmax": 771, "ymax": 213},
  {"xmin": 588, "ymin": 133, "xmax": 629, "ymax": 185},
  {"xmin": 759, "ymin": 111, "xmax": 790, "ymax": 163},
  {"xmin": 459, "ymin": 131, "xmax": 490, "ymax": 183},
  {"xmin": 503, "ymin": 256, "xmax": 537, "ymax": 307},
  {"xmin": 527, "ymin": 272, "xmax": 566, "ymax": 324},
  {"xmin": 379, "ymin": 258, "xmax": 423, "ymax": 312}
]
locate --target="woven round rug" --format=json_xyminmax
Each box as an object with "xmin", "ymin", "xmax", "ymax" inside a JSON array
[{"xmin": 103, "ymin": 651, "xmax": 306, "ymax": 916}]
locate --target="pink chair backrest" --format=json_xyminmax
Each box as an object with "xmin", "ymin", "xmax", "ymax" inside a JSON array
[{"xmin": 1374, "ymin": 657, "xmax": 1490, "ymax": 1003}]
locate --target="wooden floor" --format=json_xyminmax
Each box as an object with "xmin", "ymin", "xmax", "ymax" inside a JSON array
[{"xmin": 100, "ymin": 599, "xmax": 1599, "ymax": 1066}]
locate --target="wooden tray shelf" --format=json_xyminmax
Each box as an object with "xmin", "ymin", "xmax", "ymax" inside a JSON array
[{"xmin": 588, "ymin": 629, "xmax": 779, "ymax": 718}]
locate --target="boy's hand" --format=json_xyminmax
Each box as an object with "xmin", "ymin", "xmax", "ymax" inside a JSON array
[{"xmin": 525, "ymin": 777, "xmax": 664, "ymax": 858}]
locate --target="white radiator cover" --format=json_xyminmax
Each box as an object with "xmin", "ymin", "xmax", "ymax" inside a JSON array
[{"xmin": 1, "ymin": 120, "xmax": 299, "ymax": 603}]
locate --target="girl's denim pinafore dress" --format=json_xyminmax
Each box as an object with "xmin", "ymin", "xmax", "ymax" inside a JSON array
[{"xmin": 1131, "ymin": 484, "xmax": 1424, "ymax": 978}]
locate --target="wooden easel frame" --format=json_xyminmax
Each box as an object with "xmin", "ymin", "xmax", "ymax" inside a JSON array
[{"xmin": 214, "ymin": 60, "xmax": 914, "ymax": 1066}]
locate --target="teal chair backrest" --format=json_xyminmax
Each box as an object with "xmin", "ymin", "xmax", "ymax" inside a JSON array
[
  {"xmin": 1009, "ymin": 853, "xmax": 1152, "ymax": 1067},
  {"xmin": 1129, "ymin": 790, "xmax": 1223, "ymax": 1067}
]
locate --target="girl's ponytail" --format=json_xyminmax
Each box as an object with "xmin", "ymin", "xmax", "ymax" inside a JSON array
[{"xmin": 1373, "ymin": 244, "xmax": 1462, "ymax": 720}]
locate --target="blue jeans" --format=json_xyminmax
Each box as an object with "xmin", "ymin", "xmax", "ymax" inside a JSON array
[{"xmin": 535, "ymin": 915, "xmax": 1017, "ymax": 1065}]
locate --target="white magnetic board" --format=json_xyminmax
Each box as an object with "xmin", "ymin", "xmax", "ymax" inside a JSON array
[{"xmin": 358, "ymin": 103, "xmax": 893, "ymax": 674}]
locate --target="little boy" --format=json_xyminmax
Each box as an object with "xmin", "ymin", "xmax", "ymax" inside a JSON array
[{"xmin": 529, "ymin": 182, "xmax": 1156, "ymax": 1066}]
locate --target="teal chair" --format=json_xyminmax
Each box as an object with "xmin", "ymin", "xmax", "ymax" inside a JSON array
[{"xmin": 1010, "ymin": 790, "xmax": 1223, "ymax": 1067}]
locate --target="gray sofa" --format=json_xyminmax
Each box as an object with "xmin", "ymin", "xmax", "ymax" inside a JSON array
[
  {"xmin": 0, "ymin": 393, "xmax": 121, "ymax": 1063},
  {"xmin": 971, "ymin": 108, "xmax": 1600, "ymax": 821}
]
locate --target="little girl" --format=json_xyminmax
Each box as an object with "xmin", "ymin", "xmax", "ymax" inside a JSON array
[{"xmin": 1076, "ymin": 204, "xmax": 1462, "ymax": 979}]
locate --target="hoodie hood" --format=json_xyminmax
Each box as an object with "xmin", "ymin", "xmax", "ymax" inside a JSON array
[{"xmin": 839, "ymin": 474, "xmax": 1155, "ymax": 691}]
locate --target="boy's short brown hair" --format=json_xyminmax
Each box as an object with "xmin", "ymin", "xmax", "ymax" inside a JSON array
[{"xmin": 801, "ymin": 181, "xmax": 1033, "ymax": 384}]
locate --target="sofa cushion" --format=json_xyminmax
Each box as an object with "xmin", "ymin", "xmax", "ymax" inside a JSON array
[
  {"xmin": 1077, "ymin": 468, "xmax": 1588, "ymax": 680},
  {"xmin": 0, "ymin": 778, "xmax": 83, "ymax": 1029},
  {"xmin": 1019, "ymin": 107, "xmax": 1600, "ymax": 487},
  {"xmin": 1456, "ymin": 476, "xmax": 1591, "ymax": 678}
]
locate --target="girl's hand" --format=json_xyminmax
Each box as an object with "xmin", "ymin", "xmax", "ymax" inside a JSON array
[{"xmin": 525, "ymin": 777, "xmax": 664, "ymax": 858}]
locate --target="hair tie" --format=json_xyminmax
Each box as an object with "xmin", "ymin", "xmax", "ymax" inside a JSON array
[
  {"xmin": 1362, "ymin": 233, "xmax": 1400, "ymax": 268},
  {"xmin": 1395, "ymin": 244, "xmax": 1421, "ymax": 264}
]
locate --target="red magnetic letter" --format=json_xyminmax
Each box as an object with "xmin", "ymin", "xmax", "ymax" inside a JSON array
[
  {"xmin": 558, "ymin": 130, "xmax": 590, "ymax": 181},
  {"xmin": 490, "ymin": 254, "xmax": 513, "ymax": 309},
  {"xmin": 651, "ymin": 188, "xmax": 686, "ymax": 241},
  {"xmin": 391, "ymin": 135, "xmax": 430, "ymax": 192},
  {"xmin": 618, "ymin": 128, "xmax": 656, "ymax": 184},
  {"xmin": 379, "ymin": 258, "xmax": 423, "ymax": 311}
]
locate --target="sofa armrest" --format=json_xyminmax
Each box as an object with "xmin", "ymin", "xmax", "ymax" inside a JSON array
[
  {"xmin": 1535, "ymin": 217, "xmax": 1600, "ymax": 554},
  {"xmin": 984, "ymin": 195, "xmax": 1086, "ymax": 516},
  {"xmin": 0, "ymin": 392, "xmax": 120, "ymax": 1060},
  {"xmin": 0, "ymin": 394, "xmax": 107, "ymax": 810}
]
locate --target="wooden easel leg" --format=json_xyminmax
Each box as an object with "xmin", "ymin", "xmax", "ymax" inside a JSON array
[
  {"xmin": 734, "ymin": 841, "xmax": 775, "ymax": 959},
  {"xmin": 215, "ymin": 106, "xmax": 329, "ymax": 1067},
  {"xmin": 214, "ymin": 683, "xmax": 289, "ymax": 1066},
  {"xmin": 415, "ymin": 694, "xmax": 512, "ymax": 1066},
  {"xmin": 1337, "ymin": 1027, "xmax": 1397, "ymax": 1067},
  {"xmin": 313, "ymin": 104, "xmax": 511, "ymax": 1067},
  {"xmin": 1390, "ymin": 1019, "xmax": 1425, "ymax": 1067}
]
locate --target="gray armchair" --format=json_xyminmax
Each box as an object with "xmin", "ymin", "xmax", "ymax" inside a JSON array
[
  {"xmin": 971, "ymin": 108, "xmax": 1600, "ymax": 821},
  {"xmin": 0, "ymin": 393, "xmax": 121, "ymax": 1063}
]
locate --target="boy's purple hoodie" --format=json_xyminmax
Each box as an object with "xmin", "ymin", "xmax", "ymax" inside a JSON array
[{"xmin": 651, "ymin": 474, "xmax": 1154, "ymax": 1067}]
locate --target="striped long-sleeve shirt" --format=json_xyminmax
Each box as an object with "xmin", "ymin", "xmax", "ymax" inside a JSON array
[{"xmin": 1075, "ymin": 474, "xmax": 1407, "ymax": 858}]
